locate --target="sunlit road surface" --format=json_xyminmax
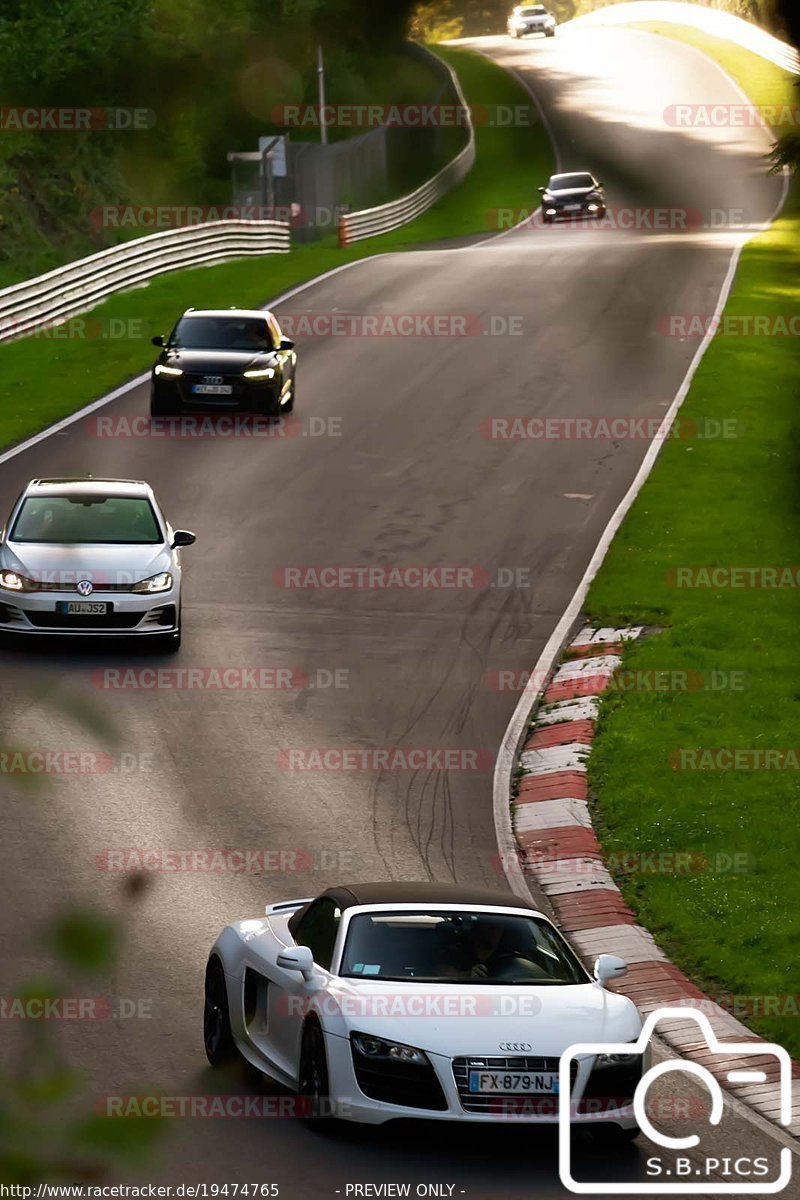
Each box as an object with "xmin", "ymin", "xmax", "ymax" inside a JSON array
[{"xmin": 0, "ymin": 25, "xmax": 793, "ymax": 1197}]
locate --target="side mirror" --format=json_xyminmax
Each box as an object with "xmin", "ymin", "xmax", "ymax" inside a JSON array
[
  {"xmin": 538, "ymin": 186, "xmax": 545, "ymax": 193},
  {"xmin": 172, "ymin": 530, "xmax": 196, "ymax": 548},
  {"xmin": 151, "ymin": 335, "xmax": 166, "ymax": 347},
  {"xmin": 276, "ymin": 945, "xmax": 315, "ymax": 981},
  {"xmin": 280, "ymin": 338, "xmax": 295, "ymax": 351},
  {"xmin": 594, "ymin": 954, "xmax": 628, "ymax": 987}
]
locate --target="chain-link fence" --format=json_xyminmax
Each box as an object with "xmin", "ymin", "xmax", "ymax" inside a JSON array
[{"xmin": 228, "ymin": 45, "xmax": 470, "ymax": 243}]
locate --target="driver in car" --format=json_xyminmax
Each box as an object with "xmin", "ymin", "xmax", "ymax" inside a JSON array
[{"xmin": 438, "ymin": 919, "xmax": 528, "ymax": 980}]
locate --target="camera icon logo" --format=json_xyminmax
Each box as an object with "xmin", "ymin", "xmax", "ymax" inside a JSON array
[{"xmin": 558, "ymin": 1006, "xmax": 793, "ymax": 1194}]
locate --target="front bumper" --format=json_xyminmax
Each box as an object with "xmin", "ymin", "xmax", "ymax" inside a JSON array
[
  {"xmin": 543, "ymin": 200, "xmax": 605, "ymax": 221},
  {"xmin": 0, "ymin": 586, "xmax": 180, "ymax": 637},
  {"xmin": 152, "ymin": 375, "xmax": 282, "ymax": 413},
  {"xmin": 325, "ymin": 1033, "xmax": 640, "ymax": 1126},
  {"xmin": 514, "ymin": 22, "xmax": 555, "ymax": 34}
]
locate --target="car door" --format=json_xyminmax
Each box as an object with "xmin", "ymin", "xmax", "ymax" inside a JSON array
[{"xmin": 264, "ymin": 898, "xmax": 341, "ymax": 1081}]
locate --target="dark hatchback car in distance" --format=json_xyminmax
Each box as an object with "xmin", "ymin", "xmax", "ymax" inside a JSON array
[
  {"xmin": 150, "ymin": 308, "xmax": 297, "ymax": 417},
  {"xmin": 539, "ymin": 172, "xmax": 607, "ymax": 223}
]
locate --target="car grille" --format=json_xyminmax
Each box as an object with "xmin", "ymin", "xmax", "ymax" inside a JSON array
[
  {"xmin": 26, "ymin": 612, "xmax": 145, "ymax": 630},
  {"xmin": 577, "ymin": 1060, "xmax": 643, "ymax": 1114},
  {"xmin": 452, "ymin": 1055, "xmax": 577, "ymax": 1115},
  {"xmin": 23, "ymin": 582, "xmax": 137, "ymax": 593},
  {"xmin": 350, "ymin": 1045, "xmax": 448, "ymax": 1111}
]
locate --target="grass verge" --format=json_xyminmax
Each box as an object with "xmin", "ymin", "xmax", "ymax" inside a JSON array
[
  {"xmin": 584, "ymin": 32, "xmax": 800, "ymax": 1055},
  {"xmin": 0, "ymin": 46, "xmax": 552, "ymax": 454}
]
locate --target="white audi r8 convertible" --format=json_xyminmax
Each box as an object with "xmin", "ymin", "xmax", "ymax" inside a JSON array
[{"xmin": 204, "ymin": 882, "xmax": 644, "ymax": 1136}]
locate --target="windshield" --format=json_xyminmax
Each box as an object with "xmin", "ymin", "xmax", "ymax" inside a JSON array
[
  {"xmin": 169, "ymin": 316, "xmax": 275, "ymax": 352},
  {"xmin": 549, "ymin": 173, "xmax": 594, "ymax": 190},
  {"xmin": 519, "ymin": 7, "xmax": 547, "ymax": 14},
  {"xmin": 10, "ymin": 496, "xmax": 163, "ymax": 545},
  {"xmin": 340, "ymin": 910, "xmax": 588, "ymax": 985}
]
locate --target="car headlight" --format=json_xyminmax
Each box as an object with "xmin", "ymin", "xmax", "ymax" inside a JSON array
[
  {"xmin": 545, "ymin": 208, "xmax": 556, "ymax": 216},
  {"xmin": 0, "ymin": 570, "xmax": 38, "ymax": 592},
  {"xmin": 243, "ymin": 367, "xmax": 276, "ymax": 380},
  {"xmin": 154, "ymin": 364, "xmax": 183, "ymax": 377},
  {"xmin": 351, "ymin": 1033, "xmax": 429, "ymax": 1067},
  {"xmin": 587, "ymin": 203, "xmax": 599, "ymax": 212},
  {"xmin": 131, "ymin": 572, "xmax": 173, "ymax": 594}
]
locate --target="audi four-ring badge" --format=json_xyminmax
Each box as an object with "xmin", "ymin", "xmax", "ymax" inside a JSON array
[
  {"xmin": 204, "ymin": 881, "xmax": 643, "ymax": 1135},
  {"xmin": 0, "ymin": 477, "xmax": 196, "ymax": 651}
]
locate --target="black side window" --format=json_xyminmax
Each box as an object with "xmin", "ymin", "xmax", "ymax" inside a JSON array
[{"xmin": 292, "ymin": 898, "xmax": 341, "ymax": 971}]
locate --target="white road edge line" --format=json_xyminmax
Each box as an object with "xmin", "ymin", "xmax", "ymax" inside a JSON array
[
  {"xmin": 489, "ymin": 34, "xmax": 796, "ymax": 1149},
  {"xmin": 492, "ymin": 33, "xmax": 790, "ymax": 903}
]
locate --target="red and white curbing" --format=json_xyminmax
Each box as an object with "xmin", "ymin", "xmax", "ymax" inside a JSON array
[{"xmin": 512, "ymin": 624, "xmax": 800, "ymax": 1137}]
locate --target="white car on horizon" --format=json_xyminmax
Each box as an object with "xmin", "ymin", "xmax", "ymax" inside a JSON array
[
  {"xmin": 0, "ymin": 477, "xmax": 195, "ymax": 650},
  {"xmin": 508, "ymin": 4, "xmax": 557, "ymax": 37},
  {"xmin": 204, "ymin": 881, "xmax": 644, "ymax": 1136}
]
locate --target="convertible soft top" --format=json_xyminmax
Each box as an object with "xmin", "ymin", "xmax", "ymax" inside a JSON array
[{"xmin": 319, "ymin": 881, "xmax": 539, "ymax": 911}]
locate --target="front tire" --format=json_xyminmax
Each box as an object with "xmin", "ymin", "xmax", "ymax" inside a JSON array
[
  {"xmin": 150, "ymin": 392, "xmax": 179, "ymax": 418},
  {"xmin": 204, "ymin": 957, "xmax": 237, "ymax": 1066},
  {"xmin": 298, "ymin": 1021, "xmax": 333, "ymax": 1129},
  {"xmin": 546, "ymin": 28, "xmax": 555, "ymax": 36}
]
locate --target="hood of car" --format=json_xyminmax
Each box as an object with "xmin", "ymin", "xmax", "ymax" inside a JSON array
[
  {"xmin": 159, "ymin": 349, "xmax": 278, "ymax": 374},
  {"xmin": 1, "ymin": 542, "xmax": 172, "ymax": 586},
  {"xmin": 546, "ymin": 187, "xmax": 597, "ymax": 200},
  {"xmin": 315, "ymin": 979, "xmax": 640, "ymax": 1056}
]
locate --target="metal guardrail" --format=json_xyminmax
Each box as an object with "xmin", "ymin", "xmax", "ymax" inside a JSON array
[
  {"xmin": 338, "ymin": 54, "xmax": 476, "ymax": 247},
  {"xmin": 0, "ymin": 219, "xmax": 290, "ymax": 344}
]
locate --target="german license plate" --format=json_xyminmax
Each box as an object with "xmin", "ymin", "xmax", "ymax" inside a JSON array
[
  {"xmin": 468, "ymin": 1070, "xmax": 559, "ymax": 1094},
  {"xmin": 192, "ymin": 384, "xmax": 232, "ymax": 395},
  {"xmin": 565, "ymin": 204, "xmax": 581, "ymax": 212},
  {"xmin": 56, "ymin": 601, "xmax": 110, "ymax": 615}
]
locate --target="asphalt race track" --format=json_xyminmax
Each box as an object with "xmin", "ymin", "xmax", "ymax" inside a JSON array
[{"xmin": 0, "ymin": 26, "xmax": 792, "ymax": 1198}]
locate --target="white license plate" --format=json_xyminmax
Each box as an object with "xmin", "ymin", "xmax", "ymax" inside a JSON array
[
  {"xmin": 564, "ymin": 204, "xmax": 581, "ymax": 212},
  {"xmin": 468, "ymin": 1070, "xmax": 559, "ymax": 1095},
  {"xmin": 57, "ymin": 601, "xmax": 110, "ymax": 615},
  {"xmin": 192, "ymin": 384, "xmax": 233, "ymax": 395}
]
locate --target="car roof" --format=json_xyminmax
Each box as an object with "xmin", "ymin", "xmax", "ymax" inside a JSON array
[
  {"xmin": 319, "ymin": 881, "xmax": 540, "ymax": 911},
  {"xmin": 179, "ymin": 308, "xmax": 274, "ymax": 321},
  {"xmin": 25, "ymin": 478, "xmax": 151, "ymax": 498}
]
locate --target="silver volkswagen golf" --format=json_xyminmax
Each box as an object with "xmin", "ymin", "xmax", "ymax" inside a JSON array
[{"xmin": 0, "ymin": 478, "xmax": 195, "ymax": 651}]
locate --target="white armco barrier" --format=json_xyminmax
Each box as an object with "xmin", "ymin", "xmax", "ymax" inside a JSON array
[
  {"xmin": 0, "ymin": 219, "xmax": 291, "ymax": 344},
  {"xmin": 338, "ymin": 56, "xmax": 476, "ymax": 247}
]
